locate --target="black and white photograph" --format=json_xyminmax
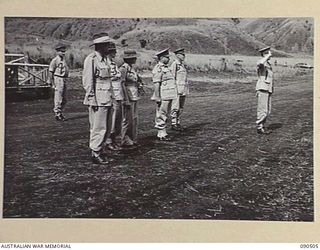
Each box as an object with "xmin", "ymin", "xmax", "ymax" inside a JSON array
[{"xmin": 3, "ymin": 17, "xmax": 314, "ymax": 221}]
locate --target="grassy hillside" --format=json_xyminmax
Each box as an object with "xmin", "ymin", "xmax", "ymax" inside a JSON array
[
  {"xmin": 5, "ymin": 17, "xmax": 138, "ymax": 41},
  {"xmin": 239, "ymin": 18, "xmax": 313, "ymax": 54},
  {"xmin": 5, "ymin": 17, "xmax": 311, "ymax": 57},
  {"xmin": 122, "ymin": 19, "xmax": 271, "ymax": 56}
]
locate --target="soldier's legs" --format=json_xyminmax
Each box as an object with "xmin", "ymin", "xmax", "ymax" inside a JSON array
[
  {"xmin": 262, "ymin": 94, "xmax": 272, "ymax": 127},
  {"xmin": 132, "ymin": 101, "xmax": 138, "ymax": 143},
  {"xmin": 268, "ymin": 94, "xmax": 272, "ymax": 116},
  {"xmin": 121, "ymin": 102, "xmax": 134, "ymax": 145},
  {"xmin": 61, "ymin": 83, "xmax": 67, "ymax": 110},
  {"xmin": 155, "ymin": 100, "xmax": 171, "ymax": 137},
  {"xmin": 107, "ymin": 100, "xmax": 122, "ymax": 144},
  {"xmin": 171, "ymin": 96, "xmax": 180, "ymax": 126},
  {"xmin": 53, "ymin": 77, "xmax": 65, "ymax": 116},
  {"xmin": 256, "ymin": 91, "xmax": 270, "ymax": 129},
  {"xmin": 121, "ymin": 101, "xmax": 138, "ymax": 145},
  {"xmin": 177, "ymin": 95, "xmax": 186, "ymax": 125},
  {"xmin": 89, "ymin": 106, "xmax": 111, "ymax": 156}
]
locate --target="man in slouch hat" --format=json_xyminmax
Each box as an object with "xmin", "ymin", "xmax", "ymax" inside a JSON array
[{"xmin": 82, "ymin": 33, "xmax": 114, "ymax": 164}]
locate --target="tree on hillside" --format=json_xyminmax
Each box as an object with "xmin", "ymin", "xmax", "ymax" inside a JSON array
[
  {"xmin": 121, "ymin": 39, "xmax": 128, "ymax": 47},
  {"xmin": 231, "ymin": 18, "xmax": 240, "ymax": 24},
  {"xmin": 139, "ymin": 39, "xmax": 147, "ymax": 48}
]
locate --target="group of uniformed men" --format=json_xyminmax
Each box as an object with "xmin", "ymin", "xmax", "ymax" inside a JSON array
[
  {"xmin": 49, "ymin": 32, "xmax": 274, "ymax": 164},
  {"xmin": 49, "ymin": 32, "xmax": 190, "ymax": 164}
]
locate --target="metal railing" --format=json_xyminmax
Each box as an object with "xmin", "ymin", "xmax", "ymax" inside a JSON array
[{"xmin": 5, "ymin": 54, "xmax": 50, "ymax": 89}]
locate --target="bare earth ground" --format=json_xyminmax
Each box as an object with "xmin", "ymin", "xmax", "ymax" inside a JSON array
[{"xmin": 3, "ymin": 71, "xmax": 313, "ymax": 220}]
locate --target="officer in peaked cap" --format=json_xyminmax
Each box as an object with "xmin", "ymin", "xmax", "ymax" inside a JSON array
[
  {"xmin": 151, "ymin": 48, "xmax": 178, "ymax": 141},
  {"xmin": 170, "ymin": 48, "xmax": 189, "ymax": 131},
  {"xmin": 255, "ymin": 46, "xmax": 274, "ymax": 134},
  {"xmin": 156, "ymin": 48, "xmax": 170, "ymax": 58},
  {"xmin": 82, "ymin": 32, "xmax": 115, "ymax": 164},
  {"xmin": 259, "ymin": 46, "xmax": 271, "ymax": 54},
  {"xmin": 174, "ymin": 48, "xmax": 184, "ymax": 54},
  {"xmin": 49, "ymin": 42, "xmax": 69, "ymax": 121}
]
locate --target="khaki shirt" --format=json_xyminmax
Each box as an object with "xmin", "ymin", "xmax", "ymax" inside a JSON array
[
  {"xmin": 152, "ymin": 62, "xmax": 177, "ymax": 101},
  {"xmin": 170, "ymin": 60, "xmax": 189, "ymax": 95},
  {"xmin": 49, "ymin": 55, "xmax": 69, "ymax": 78},
  {"xmin": 256, "ymin": 59, "xmax": 273, "ymax": 93},
  {"xmin": 108, "ymin": 58, "xmax": 123, "ymax": 101},
  {"xmin": 82, "ymin": 51, "xmax": 113, "ymax": 106}
]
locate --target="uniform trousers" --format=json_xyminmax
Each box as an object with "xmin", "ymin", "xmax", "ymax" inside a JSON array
[
  {"xmin": 53, "ymin": 76, "xmax": 67, "ymax": 115},
  {"xmin": 256, "ymin": 90, "xmax": 272, "ymax": 129},
  {"xmin": 171, "ymin": 95, "xmax": 186, "ymax": 125},
  {"xmin": 106, "ymin": 100, "xmax": 122, "ymax": 144},
  {"xmin": 122, "ymin": 101, "xmax": 138, "ymax": 144},
  {"xmin": 88, "ymin": 106, "xmax": 112, "ymax": 156},
  {"xmin": 155, "ymin": 99, "xmax": 174, "ymax": 137}
]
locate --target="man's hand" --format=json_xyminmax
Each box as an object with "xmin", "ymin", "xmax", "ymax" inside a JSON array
[{"xmin": 91, "ymin": 106, "xmax": 99, "ymax": 112}]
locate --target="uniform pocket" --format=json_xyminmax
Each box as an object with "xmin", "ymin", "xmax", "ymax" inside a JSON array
[
  {"xmin": 161, "ymin": 79, "xmax": 177, "ymax": 99},
  {"xmin": 97, "ymin": 64, "xmax": 110, "ymax": 79},
  {"xmin": 96, "ymin": 82, "xmax": 112, "ymax": 105},
  {"xmin": 161, "ymin": 87, "xmax": 177, "ymax": 100},
  {"xmin": 111, "ymin": 81, "xmax": 123, "ymax": 100}
]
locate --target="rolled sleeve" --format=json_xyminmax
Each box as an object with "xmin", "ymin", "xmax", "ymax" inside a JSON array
[
  {"xmin": 152, "ymin": 67, "xmax": 162, "ymax": 83},
  {"xmin": 49, "ymin": 57, "xmax": 57, "ymax": 73}
]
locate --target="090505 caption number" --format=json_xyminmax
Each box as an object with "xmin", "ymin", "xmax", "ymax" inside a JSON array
[{"xmin": 300, "ymin": 244, "xmax": 319, "ymax": 248}]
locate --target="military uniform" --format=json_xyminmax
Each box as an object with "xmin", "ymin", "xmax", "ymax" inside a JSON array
[
  {"xmin": 49, "ymin": 44, "xmax": 69, "ymax": 120},
  {"xmin": 256, "ymin": 46, "xmax": 274, "ymax": 133},
  {"xmin": 108, "ymin": 57, "xmax": 123, "ymax": 136},
  {"xmin": 104, "ymin": 43, "xmax": 124, "ymax": 150},
  {"xmin": 120, "ymin": 50, "xmax": 141, "ymax": 145},
  {"xmin": 82, "ymin": 44, "xmax": 114, "ymax": 160},
  {"xmin": 151, "ymin": 49, "xmax": 178, "ymax": 139},
  {"xmin": 170, "ymin": 48, "xmax": 189, "ymax": 129}
]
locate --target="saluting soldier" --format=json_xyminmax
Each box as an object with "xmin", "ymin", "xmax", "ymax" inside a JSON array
[
  {"xmin": 256, "ymin": 46, "xmax": 274, "ymax": 134},
  {"xmin": 170, "ymin": 48, "xmax": 189, "ymax": 131},
  {"xmin": 151, "ymin": 48, "xmax": 178, "ymax": 140},
  {"xmin": 120, "ymin": 50, "xmax": 142, "ymax": 146},
  {"xmin": 82, "ymin": 33, "xmax": 114, "ymax": 164},
  {"xmin": 49, "ymin": 43, "xmax": 69, "ymax": 121},
  {"xmin": 105, "ymin": 42, "xmax": 123, "ymax": 151}
]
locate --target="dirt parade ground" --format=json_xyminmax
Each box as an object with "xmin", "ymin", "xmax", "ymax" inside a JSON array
[{"xmin": 3, "ymin": 71, "xmax": 313, "ymax": 221}]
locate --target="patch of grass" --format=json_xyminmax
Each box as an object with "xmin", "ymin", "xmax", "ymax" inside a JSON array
[{"xmin": 5, "ymin": 39, "xmax": 313, "ymax": 82}]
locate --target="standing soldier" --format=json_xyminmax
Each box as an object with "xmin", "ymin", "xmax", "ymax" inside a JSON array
[
  {"xmin": 151, "ymin": 48, "xmax": 178, "ymax": 140},
  {"xmin": 82, "ymin": 33, "xmax": 114, "ymax": 164},
  {"xmin": 256, "ymin": 46, "xmax": 273, "ymax": 134},
  {"xmin": 49, "ymin": 43, "xmax": 69, "ymax": 121},
  {"xmin": 105, "ymin": 42, "xmax": 123, "ymax": 151},
  {"xmin": 170, "ymin": 48, "xmax": 189, "ymax": 131},
  {"xmin": 120, "ymin": 50, "xmax": 142, "ymax": 146}
]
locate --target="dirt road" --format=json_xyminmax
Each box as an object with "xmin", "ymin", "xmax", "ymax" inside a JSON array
[{"xmin": 3, "ymin": 72, "xmax": 313, "ymax": 220}]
